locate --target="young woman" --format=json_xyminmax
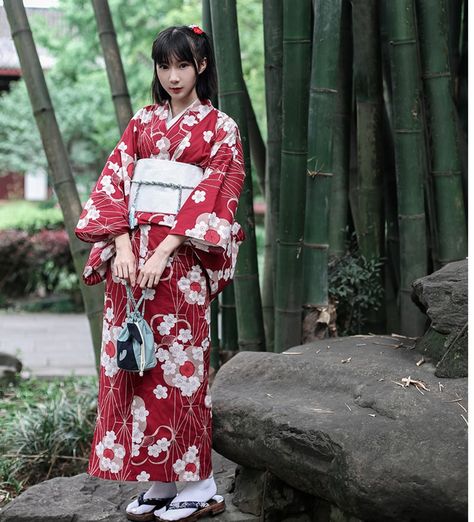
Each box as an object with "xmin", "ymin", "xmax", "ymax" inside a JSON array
[{"xmin": 75, "ymin": 24, "xmax": 246, "ymax": 522}]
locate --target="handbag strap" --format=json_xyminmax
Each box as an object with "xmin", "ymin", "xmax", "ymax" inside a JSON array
[{"xmin": 125, "ymin": 283, "xmax": 146, "ymax": 318}]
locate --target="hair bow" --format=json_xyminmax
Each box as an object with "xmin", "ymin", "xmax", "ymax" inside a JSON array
[{"xmin": 188, "ymin": 24, "xmax": 204, "ymax": 35}]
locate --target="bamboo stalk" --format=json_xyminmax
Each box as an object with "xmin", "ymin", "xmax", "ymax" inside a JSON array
[
  {"xmin": 302, "ymin": 0, "xmax": 343, "ymax": 342},
  {"xmin": 380, "ymin": 0, "xmax": 401, "ymax": 334},
  {"xmin": 202, "ymin": 0, "xmax": 219, "ymax": 108},
  {"xmin": 201, "ymin": 0, "xmax": 227, "ymax": 372},
  {"xmin": 385, "ymin": 0, "xmax": 429, "ymax": 336},
  {"xmin": 350, "ymin": 0, "xmax": 386, "ymax": 332},
  {"xmin": 210, "ymin": 0, "xmax": 265, "ymax": 351},
  {"xmin": 91, "ymin": 0, "xmax": 133, "ymax": 133},
  {"xmin": 262, "ymin": 0, "xmax": 283, "ymax": 352},
  {"xmin": 329, "ymin": 0, "xmax": 351, "ymax": 260},
  {"xmin": 4, "ymin": 0, "xmax": 104, "ymax": 371},
  {"xmin": 274, "ymin": 0, "xmax": 312, "ymax": 352},
  {"xmin": 245, "ymin": 83, "xmax": 266, "ymax": 197},
  {"xmin": 415, "ymin": 0, "xmax": 467, "ymax": 264}
]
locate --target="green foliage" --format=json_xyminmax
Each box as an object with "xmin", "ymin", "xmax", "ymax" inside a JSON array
[
  {"xmin": 0, "ymin": 0, "xmax": 265, "ymax": 188},
  {"xmin": 328, "ymin": 233, "xmax": 384, "ymax": 335},
  {"xmin": 0, "ymin": 201, "xmax": 63, "ymax": 232},
  {"xmin": 0, "ymin": 376, "xmax": 97, "ymax": 505},
  {"xmin": 0, "ymin": 227, "xmax": 79, "ymax": 303}
]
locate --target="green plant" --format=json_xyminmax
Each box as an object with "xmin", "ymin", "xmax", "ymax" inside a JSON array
[
  {"xmin": 328, "ymin": 233, "xmax": 384, "ymax": 335},
  {"xmin": 0, "ymin": 376, "xmax": 97, "ymax": 506},
  {"xmin": 0, "ymin": 201, "xmax": 64, "ymax": 232}
]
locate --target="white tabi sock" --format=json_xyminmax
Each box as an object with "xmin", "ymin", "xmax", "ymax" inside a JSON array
[
  {"xmin": 155, "ymin": 476, "xmax": 217, "ymax": 520},
  {"xmin": 126, "ymin": 480, "xmax": 177, "ymax": 516}
]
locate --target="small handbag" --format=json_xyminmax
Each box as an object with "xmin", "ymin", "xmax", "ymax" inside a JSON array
[{"xmin": 116, "ymin": 284, "xmax": 156, "ymax": 376}]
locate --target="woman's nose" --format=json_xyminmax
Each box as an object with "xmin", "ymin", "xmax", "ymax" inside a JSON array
[{"xmin": 169, "ymin": 69, "xmax": 180, "ymax": 83}]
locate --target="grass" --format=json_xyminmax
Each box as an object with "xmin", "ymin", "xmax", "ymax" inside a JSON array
[{"xmin": 0, "ymin": 375, "xmax": 97, "ymax": 507}]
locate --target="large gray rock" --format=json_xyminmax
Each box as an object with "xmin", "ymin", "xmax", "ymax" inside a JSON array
[
  {"xmin": 212, "ymin": 336, "xmax": 467, "ymax": 522},
  {"xmin": 412, "ymin": 259, "xmax": 468, "ymax": 377}
]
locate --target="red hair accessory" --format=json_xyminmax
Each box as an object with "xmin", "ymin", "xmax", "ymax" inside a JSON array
[{"xmin": 188, "ymin": 24, "xmax": 204, "ymax": 35}]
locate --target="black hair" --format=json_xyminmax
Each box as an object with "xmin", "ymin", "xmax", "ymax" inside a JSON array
[{"xmin": 151, "ymin": 25, "xmax": 217, "ymax": 104}]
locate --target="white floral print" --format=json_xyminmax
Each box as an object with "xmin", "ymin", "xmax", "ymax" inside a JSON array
[
  {"xmin": 137, "ymin": 471, "xmax": 150, "ymax": 481},
  {"xmin": 173, "ymin": 445, "xmax": 200, "ymax": 481},
  {"xmin": 153, "ymin": 384, "xmax": 168, "ymax": 399},
  {"xmin": 96, "ymin": 430, "xmax": 126, "ymax": 473},
  {"xmin": 191, "ymin": 190, "xmax": 206, "ymax": 203}
]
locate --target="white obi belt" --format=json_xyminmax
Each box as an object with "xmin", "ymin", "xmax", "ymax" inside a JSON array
[{"xmin": 128, "ymin": 158, "xmax": 204, "ymax": 228}]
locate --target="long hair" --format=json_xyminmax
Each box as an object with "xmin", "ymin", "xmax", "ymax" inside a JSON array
[{"xmin": 151, "ymin": 25, "xmax": 217, "ymax": 104}]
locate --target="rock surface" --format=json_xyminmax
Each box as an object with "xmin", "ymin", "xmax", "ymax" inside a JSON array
[
  {"xmin": 412, "ymin": 259, "xmax": 468, "ymax": 377},
  {"xmin": 0, "ymin": 451, "xmax": 257, "ymax": 522},
  {"xmin": 212, "ymin": 335, "xmax": 467, "ymax": 522},
  {"xmin": 0, "ymin": 352, "xmax": 22, "ymax": 384}
]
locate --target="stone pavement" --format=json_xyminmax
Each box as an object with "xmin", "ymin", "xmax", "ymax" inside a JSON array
[{"xmin": 0, "ymin": 311, "xmax": 96, "ymax": 377}]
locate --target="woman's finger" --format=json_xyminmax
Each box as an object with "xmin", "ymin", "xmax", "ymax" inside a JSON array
[{"xmin": 129, "ymin": 267, "xmax": 136, "ymax": 287}]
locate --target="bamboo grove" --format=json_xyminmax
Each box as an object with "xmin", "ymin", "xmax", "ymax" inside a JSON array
[
  {"xmin": 210, "ymin": 0, "xmax": 467, "ymax": 354},
  {"xmin": 4, "ymin": 0, "xmax": 467, "ymax": 371}
]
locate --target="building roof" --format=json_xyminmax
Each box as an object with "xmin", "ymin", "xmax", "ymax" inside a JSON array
[{"xmin": 0, "ymin": 6, "xmax": 63, "ymax": 73}]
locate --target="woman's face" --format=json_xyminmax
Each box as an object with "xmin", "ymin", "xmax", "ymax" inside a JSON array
[{"xmin": 156, "ymin": 56, "xmax": 206, "ymax": 106}]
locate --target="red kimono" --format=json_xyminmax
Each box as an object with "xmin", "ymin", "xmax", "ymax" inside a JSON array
[{"xmin": 75, "ymin": 97, "xmax": 245, "ymax": 482}]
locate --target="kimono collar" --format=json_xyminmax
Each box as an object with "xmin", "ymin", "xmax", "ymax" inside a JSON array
[{"xmin": 164, "ymin": 97, "xmax": 212, "ymax": 120}]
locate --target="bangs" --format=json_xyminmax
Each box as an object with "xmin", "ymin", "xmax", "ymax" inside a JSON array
[{"xmin": 152, "ymin": 29, "xmax": 195, "ymax": 65}]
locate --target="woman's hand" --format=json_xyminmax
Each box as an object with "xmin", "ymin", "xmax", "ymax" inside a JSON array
[
  {"xmin": 136, "ymin": 234, "xmax": 188, "ymax": 289},
  {"xmin": 137, "ymin": 249, "xmax": 170, "ymax": 288},
  {"xmin": 113, "ymin": 233, "xmax": 136, "ymax": 286}
]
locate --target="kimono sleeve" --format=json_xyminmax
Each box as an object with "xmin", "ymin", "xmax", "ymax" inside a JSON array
[
  {"xmin": 168, "ymin": 116, "xmax": 246, "ymax": 250},
  {"xmin": 75, "ymin": 109, "xmax": 142, "ymax": 244},
  {"xmin": 168, "ymin": 116, "xmax": 247, "ymax": 301},
  {"xmin": 74, "ymin": 108, "xmax": 145, "ymax": 285}
]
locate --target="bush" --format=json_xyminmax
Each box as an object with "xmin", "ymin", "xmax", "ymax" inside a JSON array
[
  {"xmin": 0, "ymin": 376, "xmax": 97, "ymax": 506},
  {"xmin": 0, "ymin": 201, "xmax": 64, "ymax": 233},
  {"xmin": 328, "ymin": 235, "xmax": 384, "ymax": 336},
  {"xmin": 0, "ymin": 228, "xmax": 78, "ymax": 299}
]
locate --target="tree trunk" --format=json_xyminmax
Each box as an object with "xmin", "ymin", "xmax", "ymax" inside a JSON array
[
  {"xmin": 385, "ymin": 0, "xmax": 429, "ymax": 336},
  {"xmin": 274, "ymin": 0, "xmax": 312, "ymax": 352},
  {"xmin": 4, "ymin": 0, "xmax": 104, "ymax": 371},
  {"xmin": 210, "ymin": 0, "xmax": 265, "ymax": 351},
  {"xmin": 302, "ymin": 0, "xmax": 343, "ymax": 342},
  {"xmin": 262, "ymin": 0, "xmax": 283, "ymax": 352},
  {"xmin": 91, "ymin": 0, "xmax": 133, "ymax": 133},
  {"xmin": 415, "ymin": 0, "xmax": 467, "ymax": 265}
]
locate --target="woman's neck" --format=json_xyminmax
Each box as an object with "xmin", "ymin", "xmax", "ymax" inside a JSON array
[{"xmin": 170, "ymin": 96, "xmax": 199, "ymax": 118}]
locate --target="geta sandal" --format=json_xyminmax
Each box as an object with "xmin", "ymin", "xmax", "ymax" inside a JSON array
[
  {"xmin": 154, "ymin": 494, "xmax": 225, "ymax": 522},
  {"xmin": 126, "ymin": 492, "xmax": 174, "ymax": 521}
]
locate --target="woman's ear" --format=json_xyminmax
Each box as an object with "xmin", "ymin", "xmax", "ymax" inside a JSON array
[{"xmin": 198, "ymin": 57, "xmax": 207, "ymax": 74}]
